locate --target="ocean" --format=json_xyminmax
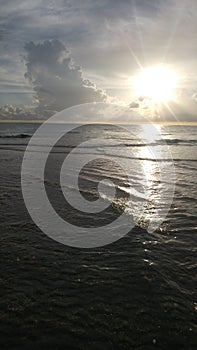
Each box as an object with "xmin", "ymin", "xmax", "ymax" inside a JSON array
[{"xmin": 0, "ymin": 122, "xmax": 196, "ymax": 349}]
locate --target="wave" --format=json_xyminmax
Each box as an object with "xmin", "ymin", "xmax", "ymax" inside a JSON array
[
  {"xmin": 164, "ymin": 138, "xmax": 197, "ymax": 145},
  {"xmin": 0, "ymin": 133, "xmax": 197, "ymax": 145},
  {"xmin": 0, "ymin": 144, "xmax": 196, "ymax": 162},
  {"xmin": 0, "ymin": 133, "xmax": 31, "ymax": 139}
]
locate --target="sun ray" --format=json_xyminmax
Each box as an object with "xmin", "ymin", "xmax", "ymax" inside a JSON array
[{"xmin": 162, "ymin": 101, "xmax": 179, "ymax": 123}]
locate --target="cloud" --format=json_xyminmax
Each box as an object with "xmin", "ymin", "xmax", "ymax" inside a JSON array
[
  {"xmin": 158, "ymin": 98, "xmax": 197, "ymax": 123},
  {"xmin": 191, "ymin": 93, "xmax": 197, "ymax": 101},
  {"xmin": 0, "ymin": 104, "xmax": 39, "ymax": 120},
  {"xmin": 24, "ymin": 39, "xmax": 107, "ymax": 116},
  {"xmin": 0, "ymin": 29, "xmax": 9, "ymax": 42},
  {"xmin": 1, "ymin": 0, "xmax": 197, "ymax": 122},
  {"xmin": 129, "ymin": 101, "xmax": 139, "ymax": 108}
]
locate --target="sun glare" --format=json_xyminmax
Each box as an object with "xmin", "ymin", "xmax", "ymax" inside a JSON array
[{"xmin": 132, "ymin": 66, "xmax": 177, "ymax": 103}]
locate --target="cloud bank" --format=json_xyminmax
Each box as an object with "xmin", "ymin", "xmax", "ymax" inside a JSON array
[{"xmin": 24, "ymin": 40, "xmax": 107, "ymax": 117}]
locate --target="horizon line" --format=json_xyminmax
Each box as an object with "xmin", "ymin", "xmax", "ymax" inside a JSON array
[{"xmin": 0, "ymin": 119, "xmax": 197, "ymax": 126}]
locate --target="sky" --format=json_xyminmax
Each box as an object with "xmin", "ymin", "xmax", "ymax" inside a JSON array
[{"xmin": 0, "ymin": 0, "xmax": 197, "ymax": 122}]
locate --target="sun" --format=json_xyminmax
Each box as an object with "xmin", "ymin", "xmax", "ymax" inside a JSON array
[{"xmin": 132, "ymin": 66, "xmax": 177, "ymax": 104}]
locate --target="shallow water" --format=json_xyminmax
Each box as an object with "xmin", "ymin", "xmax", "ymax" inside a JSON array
[{"xmin": 0, "ymin": 122, "xmax": 196, "ymax": 349}]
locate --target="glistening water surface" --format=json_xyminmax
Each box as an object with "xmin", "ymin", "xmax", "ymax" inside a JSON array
[{"xmin": 0, "ymin": 122, "xmax": 196, "ymax": 349}]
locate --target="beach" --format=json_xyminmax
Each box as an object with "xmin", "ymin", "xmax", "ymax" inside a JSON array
[{"xmin": 0, "ymin": 122, "xmax": 196, "ymax": 349}]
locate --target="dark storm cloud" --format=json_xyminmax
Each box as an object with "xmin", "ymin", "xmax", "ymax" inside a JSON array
[{"xmin": 24, "ymin": 40, "xmax": 107, "ymax": 115}]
